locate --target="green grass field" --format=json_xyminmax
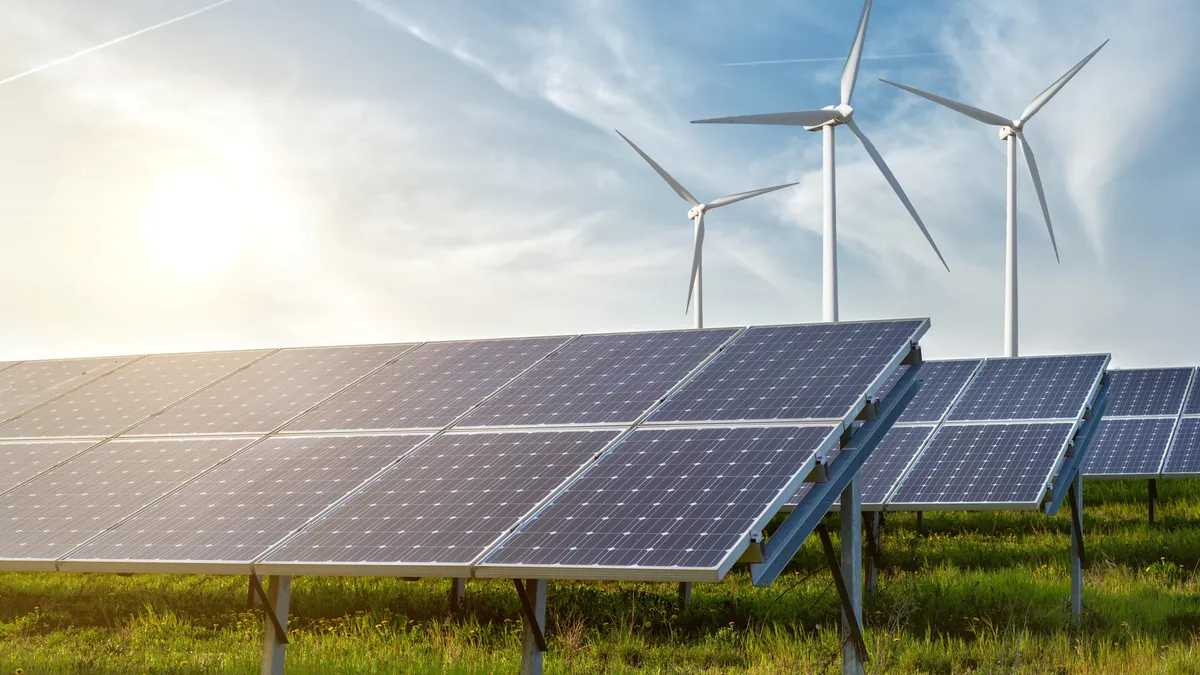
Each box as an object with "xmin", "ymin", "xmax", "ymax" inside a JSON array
[{"xmin": 1, "ymin": 479, "xmax": 1198, "ymax": 674}]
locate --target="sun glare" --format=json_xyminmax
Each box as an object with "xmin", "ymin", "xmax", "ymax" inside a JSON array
[{"xmin": 141, "ymin": 172, "xmax": 244, "ymax": 276}]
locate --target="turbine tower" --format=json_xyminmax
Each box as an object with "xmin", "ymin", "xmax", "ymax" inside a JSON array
[
  {"xmin": 617, "ymin": 130, "xmax": 797, "ymax": 329},
  {"xmin": 691, "ymin": 0, "xmax": 948, "ymax": 323},
  {"xmin": 882, "ymin": 40, "xmax": 1107, "ymax": 357}
]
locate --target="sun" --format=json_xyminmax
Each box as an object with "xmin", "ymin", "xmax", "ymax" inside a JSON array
[{"xmin": 141, "ymin": 172, "xmax": 245, "ymax": 276}]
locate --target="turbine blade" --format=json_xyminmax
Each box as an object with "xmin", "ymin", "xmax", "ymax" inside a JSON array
[
  {"xmin": 1017, "ymin": 132, "xmax": 1060, "ymax": 262},
  {"xmin": 685, "ymin": 214, "xmax": 706, "ymax": 313},
  {"xmin": 880, "ymin": 79, "xmax": 1011, "ymax": 127},
  {"xmin": 841, "ymin": 0, "xmax": 874, "ymax": 105},
  {"xmin": 845, "ymin": 119, "xmax": 950, "ymax": 272},
  {"xmin": 615, "ymin": 130, "xmax": 699, "ymax": 206},
  {"xmin": 691, "ymin": 110, "xmax": 839, "ymax": 127},
  {"xmin": 708, "ymin": 182, "xmax": 799, "ymax": 209},
  {"xmin": 1020, "ymin": 40, "xmax": 1109, "ymax": 123}
]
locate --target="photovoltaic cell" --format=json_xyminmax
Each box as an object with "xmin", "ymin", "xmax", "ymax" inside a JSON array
[
  {"xmin": 286, "ymin": 337, "xmax": 569, "ymax": 432},
  {"xmin": 0, "ymin": 440, "xmax": 98, "ymax": 494},
  {"xmin": 126, "ymin": 345, "xmax": 414, "ymax": 436},
  {"xmin": 0, "ymin": 438, "xmax": 252, "ymax": 562},
  {"xmin": 1083, "ymin": 418, "xmax": 1174, "ymax": 478},
  {"xmin": 1103, "ymin": 368, "xmax": 1193, "ymax": 417},
  {"xmin": 889, "ymin": 422, "xmax": 1074, "ymax": 508},
  {"xmin": 646, "ymin": 320, "xmax": 924, "ymax": 424},
  {"xmin": 480, "ymin": 425, "xmax": 836, "ymax": 574},
  {"xmin": 948, "ymin": 356, "xmax": 1106, "ymax": 422},
  {"xmin": 1163, "ymin": 418, "xmax": 1200, "ymax": 476},
  {"xmin": 262, "ymin": 430, "xmax": 621, "ymax": 568},
  {"xmin": 0, "ymin": 356, "xmax": 135, "ymax": 424},
  {"xmin": 882, "ymin": 360, "xmax": 982, "ymax": 424},
  {"xmin": 0, "ymin": 350, "xmax": 270, "ymax": 439},
  {"xmin": 455, "ymin": 330, "xmax": 736, "ymax": 427},
  {"xmin": 1184, "ymin": 376, "xmax": 1200, "ymax": 416},
  {"xmin": 69, "ymin": 434, "xmax": 430, "ymax": 565}
]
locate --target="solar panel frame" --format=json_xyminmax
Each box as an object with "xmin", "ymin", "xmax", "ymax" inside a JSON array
[
  {"xmin": 254, "ymin": 427, "xmax": 627, "ymax": 578},
  {"xmin": 473, "ymin": 423, "xmax": 841, "ymax": 582},
  {"xmin": 644, "ymin": 319, "xmax": 930, "ymax": 426},
  {"xmin": 60, "ymin": 433, "xmax": 434, "ymax": 575},
  {"xmin": 1181, "ymin": 368, "xmax": 1200, "ymax": 416},
  {"xmin": 1161, "ymin": 416, "xmax": 1200, "ymax": 478},
  {"xmin": 0, "ymin": 349, "xmax": 274, "ymax": 440},
  {"xmin": 946, "ymin": 354, "xmax": 1109, "ymax": 423},
  {"xmin": 1100, "ymin": 367, "xmax": 1194, "ymax": 418},
  {"xmin": 452, "ymin": 327, "xmax": 743, "ymax": 429},
  {"xmin": 1082, "ymin": 418, "xmax": 1176, "ymax": 480}
]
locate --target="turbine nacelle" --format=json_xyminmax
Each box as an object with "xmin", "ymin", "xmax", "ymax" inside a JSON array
[
  {"xmin": 804, "ymin": 104, "xmax": 854, "ymax": 132},
  {"xmin": 687, "ymin": 204, "xmax": 708, "ymax": 221},
  {"xmin": 999, "ymin": 122, "xmax": 1022, "ymax": 140}
]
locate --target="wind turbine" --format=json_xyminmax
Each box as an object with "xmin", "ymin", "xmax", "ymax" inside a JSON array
[
  {"xmin": 881, "ymin": 40, "xmax": 1107, "ymax": 357},
  {"xmin": 691, "ymin": 0, "xmax": 948, "ymax": 323},
  {"xmin": 616, "ymin": 130, "xmax": 797, "ymax": 329}
]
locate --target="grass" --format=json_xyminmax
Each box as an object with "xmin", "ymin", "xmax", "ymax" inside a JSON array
[{"xmin": 1, "ymin": 479, "xmax": 1199, "ymax": 674}]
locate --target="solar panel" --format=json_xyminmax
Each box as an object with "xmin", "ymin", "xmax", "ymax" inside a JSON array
[
  {"xmin": 454, "ymin": 330, "xmax": 736, "ymax": 428},
  {"xmin": 125, "ymin": 345, "xmax": 415, "ymax": 436},
  {"xmin": 1103, "ymin": 368, "xmax": 1193, "ymax": 417},
  {"xmin": 285, "ymin": 337, "xmax": 568, "ymax": 433},
  {"xmin": 0, "ymin": 440, "xmax": 98, "ymax": 495},
  {"xmin": 477, "ymin": 425, "xmax": 837, "ymax": 580},
  {"xmin": 259, "ymin": 429, "xmax": 622, "ymax": 575},
  {"xmin": 1183, "ymin": 374, "xmax": 1200, "ymax": 416},
  {"xmin": 1082, "ymin": 418, "xmax": 1174, "ymax": 478},
  {"xmin": 1163, "ymin": 418, "xmax": 1200, "ymax": 476},
  {"xmin": 948, "ymin": 356, "xmax": 1106, "ymax": 422},
  {"xmin": 0, "ymin": 356, "xmax": 135, "ymax": 424},
  {"xmin": 0, "ymin": 362, "xmax": 18, "ymax": 373},
  {"xmin": 884, "ymin": 360, "xmax": 982, "ymax": 424},
  {"xmin": 65, "ymin": 434, "xmax": 431, "ymax": 569},
  {"xmin": 0, "ymin": 438, "xmax": 253, "ymax": 566},
  {"xmin": 0, "ymin": 350, "xmax": 270, "ymax": 439},
  {"xmin": 888, "ymin": 422, "xmax": 1075, "ymax": 509},
  {"xmin": 646, "ymin": 320, "xmax": 926, "ymax": 424}
]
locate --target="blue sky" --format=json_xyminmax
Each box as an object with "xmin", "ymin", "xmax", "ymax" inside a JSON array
[{"xmin": 1, "ymin": 0, "xmax": 1195, "ymax": 367}]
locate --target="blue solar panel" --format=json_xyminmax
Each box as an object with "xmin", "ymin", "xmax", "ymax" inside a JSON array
[
  {"xmin": 880, "ymin": 360, "xmax": 981, "ymax": 424},
  {"xmin": 1083, "ymin": 418, "xmax": 1174, "ymax": 478},
  {"xmin": 788, "ymin": 425, "xmax": 934, "ymax": 508},
  {"xmin": 948, "ymin": 356, "xmax": 1106, "ymax": 422},
  {"xmin": 479, "ymin": 425, "xmax": 836, "ymax": 576},
  {"xmin": 1163, "ymin": 418, "xmax": 1200, "ymax": 476},
  {"xmin": 454, "ymin": 329, "xmax": 736, "ymax": 427},
  {"xmin": 646, "ymin": 320, "xmax": 925, "ymax": 424},
  {"xmin": 1184, "ymin": 374, "xmax": 1200, "ymax": 416},
  {"xmin": 1103, "ymin": 368, "xmax": 1192, "ymax": 417},
  {"xmin": 889, "ymin": 423, "xmax": 1075, "ymax": 508}
]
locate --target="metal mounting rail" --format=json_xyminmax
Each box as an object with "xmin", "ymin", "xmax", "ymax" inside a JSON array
[
  {"xmin": 750, "ymin": 350, "xmax": 923, "ymax": 587},
  {"xmin": 1045, "ymin": 373, "xmax": 1111, "ymax": 516}
]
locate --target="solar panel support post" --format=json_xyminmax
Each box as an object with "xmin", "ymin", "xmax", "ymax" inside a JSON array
[
  {"xmin": 840, "ymin": 481, "xmax": 865, "ymax": 675},
  {"xmin": 864, "ymin": 511, "xmax": 881, "ymax": 604},
  {"xmin": 256, "ymin": 575, "xmax": 290, "ymax": 675},
  {"xmin": 516, "ymin": 579, "xmax": 547, "ymax": 675},
  {"xmin": 916, "ymin": 511, "xmax": 925, "ymax": 533},
  {"xmin": 450, "ymin": 578, "xmax": 466, "ymax": 613},
  {"xmin": 678, "ymin": 582, "xmax": 693, "ymax": 610},
  {"xmin": 1148, "ymin": 479, "xmax": 1157, "ymax": 525},
  {"xmin": 1069, "ymin": 471, "xmax": 1084, "ymax": 625},
  {"xmin": 817, "ymin": 523, "xmax": 869, "ymax": 669}
]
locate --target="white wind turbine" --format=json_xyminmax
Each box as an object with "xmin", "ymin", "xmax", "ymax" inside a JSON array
[
  {"xmin": 881, "ymin": 40, "xmax": 1107, "ymax": 357},
  {"xmin": 691, "ymin": 0, "xmax": 948, "ymax": 323},
  {"xmin": 616, "ymin": 130, "xmax": 797, "ymax": 329}
]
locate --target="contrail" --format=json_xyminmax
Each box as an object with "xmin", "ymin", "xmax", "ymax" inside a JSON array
[
  {"xmin": 0, "ymin": 0, "xmax": 239, "ymax": 87},
  {"xmin": 721, "ymin": 52, "xmax": 942, "ymax": 67}
]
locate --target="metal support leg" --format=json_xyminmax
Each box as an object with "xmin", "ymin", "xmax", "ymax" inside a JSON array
[
  {"xmin": 864, "ymin": 511, "xmax": 880, "ymax": 604},
  {"xmin": 450, "ymin": 578, "xmax": 466, "ymax": 613},
  {"xmin": 835, "ymin": 480, "xmax": 866, "ymax": 673},
  {"xmin": 678, "ymin": 582, "xmax": 693, "ymax": 611},
  {"xmin": 1148, "ymin": 479, "xmax": 1157, "ymax": 525},
  {"xmin": 1068, "ymin": 472, "xmax": 1084, "ymax": 626},
  {"xmin": 916, "ymin": 510, "xmax": 925, "ymax": 533},
  {"xmin": 516, "ymin": 579, "xmax": 547, "ymax": 675},
  {"xmin": 247, "ymin": 574, "xmax": 262, "ymax": 608},
  {"xmin": 257, "ymin": 575, "xmax": 291, "ymax": 675}
]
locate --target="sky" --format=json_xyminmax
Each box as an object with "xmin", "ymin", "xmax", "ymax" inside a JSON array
[{"xmin": 0, "ymin": 0, "xmax": 1196, "ymax": 367}]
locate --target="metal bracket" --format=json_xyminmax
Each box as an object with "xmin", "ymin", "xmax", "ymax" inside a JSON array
[
  {"xmin": 750, "ymin": 349, "xmax": 923, "ymax": 587},
  {"xmin": 816, "ymin": 523, "xmax": 870, "ymax": 664},
  {"xmin": 1067, "ymin": 480, "xmax": 1087, "ymax": 568},
  {"xmin": 514, "ymin": 580, "xmax": 547, "ymax": 652},
  {"xmin": 1045, "ymin": 376, "xmax": 1111, "ymax": 516},
  {"xmin": 249, "ymin": 575, "xmax": 288, "ymax": 645}
]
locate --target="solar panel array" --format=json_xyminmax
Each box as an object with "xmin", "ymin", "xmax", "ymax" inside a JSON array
[
  {"xmin": 792, "ymin": 355, "xmax": 1106, "ymax": 512},
  {"xmin": 0, "ymin": 320, "xmax": 926, "ymax": 581},
  {"xmin": 1083, "ymin": 367, "xmax": 1198, "ymax": 479}
]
